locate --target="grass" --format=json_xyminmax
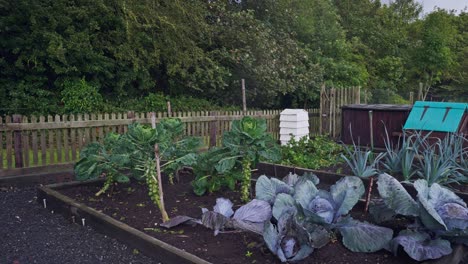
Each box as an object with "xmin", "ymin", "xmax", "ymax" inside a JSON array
[{"xmin": 2, "ymin": 149, "xmax": 78, "ymax": 168}]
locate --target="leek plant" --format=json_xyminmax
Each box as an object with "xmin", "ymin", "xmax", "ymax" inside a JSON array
[
  {"xmin": 417, "ymin": 138, "xmax": 463, "ymax": 186},
  {"xmin": 381, "ymin": 128, "xmax": 417, "ymax": 181},
  {"xmin": 341, "ymin": 140, "xmax": 385, "ymax": 212}
]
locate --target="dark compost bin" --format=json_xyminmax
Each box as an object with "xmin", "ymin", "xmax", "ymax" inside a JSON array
[
  {"xmin": 341, "ymin": 104, "xmax": 412, "ymax": 148},
  {"xmin": 403, "ymin": 101, "xmax": 468, "ymax": 145}
]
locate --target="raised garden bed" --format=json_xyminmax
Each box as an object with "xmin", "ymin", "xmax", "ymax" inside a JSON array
[{"xmin": 37, "ymin": 169, "xmax": 430, "ymax": 264}]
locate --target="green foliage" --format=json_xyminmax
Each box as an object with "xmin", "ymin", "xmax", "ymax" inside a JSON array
[
  {"xmin": 381, "ymin": 131, "xmax": 467, "ymax": 186},
  {"xmin": 1, "ymin": 0, "xmax": 466, "ymax": 114},
  {"xmin": 280, "ymin": 135, "xmax": 343, "ymax": 170},
  {"xmin": 341, "ymin": 142, "xmax": 385, "ymax": 179},
  {"xmin": 257, "ymin": 174, "xmax": 393, "ymax": 262},
  {"xmin": 192, "ymin": 117, "xmax": 281, "ymax": 198},
  {"xmin": 417, "ymin": 144, "xmax": 460, "ymax": 186},
  {"xmin": 373, "ymin": 174, "xmax": 468, "ymax": 261},
  {"xmin": 409, "ymin": 10, "xmax": 457, "ymax": 92},
  {"xmin": 61, "ymin": 78, "xmax": 104, "ymax": 114},
  {"xmin": 74, "ymin": 133, "xmax": 132, "ymax": 186},
  {"xmin": 75, "ymin": 119, "xmax": 201, "ymax": 199}
]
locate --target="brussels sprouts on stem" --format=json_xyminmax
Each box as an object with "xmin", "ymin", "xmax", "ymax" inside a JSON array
[
  {"xmin": 155, "ymin": 144, "xmax": 169, "ymax": 222},
  {"xmin": 241, "ymin": 158, "xmax": 252, "ymax": 202},
  {"xmin": 96, "ymin": 173, "xmax": 114, "ymax": 197}
]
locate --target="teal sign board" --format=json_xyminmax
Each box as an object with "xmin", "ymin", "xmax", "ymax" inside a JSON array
[{"xmin": 403, "ymin": 101, "xmax": 468, "ymax": 133}]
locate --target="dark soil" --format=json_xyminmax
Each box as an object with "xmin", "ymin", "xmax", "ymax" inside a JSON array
[
  {"xmin": 0, "ymin": 186, "xmax": 156, "ymax": 264},
  {"xmin": 448, "ymin": 183, "xmax": 468, "ymax": 194},
  {"xmin": 59, "ymin": 173, "xmax": 418, "ymax": 264}
]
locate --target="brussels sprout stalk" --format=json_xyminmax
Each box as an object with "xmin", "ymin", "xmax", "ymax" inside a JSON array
[
  {"xmin": 96, "ymin": 172, "xmax": 114, "ymax": 196},
  {"xmin": 241, "ymin": 158, "xmax": 252, "ymax": 202},
  {"xmin": 155, "ymin": 144, "xmax": 169, "ymax": 222}
]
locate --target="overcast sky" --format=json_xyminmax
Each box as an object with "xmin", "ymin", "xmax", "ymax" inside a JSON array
[{"xmin": 383, "ymin": 0, "xmax": 468, "ymax": 14}]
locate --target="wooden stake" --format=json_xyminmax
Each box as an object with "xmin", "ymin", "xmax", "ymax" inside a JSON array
[
  {"xmin": 369, "ymin": 110, "xmax": 374, "ymax": 150},
  {"xmin": 365, "ymin": 177, "xmax": 374, "ymax": 213},
  {"xmin": 13, "ymin": 114, "xmax": 23, "ymax": 168}
]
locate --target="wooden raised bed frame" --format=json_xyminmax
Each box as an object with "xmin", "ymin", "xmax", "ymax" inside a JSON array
[{"xmin": 36, "ymin": 162, "xmax": 467, "ymax": 264}]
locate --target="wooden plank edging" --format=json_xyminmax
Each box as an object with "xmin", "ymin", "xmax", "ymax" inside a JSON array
[{"xmin": 37, "ymin": 183, "xmax": 212, "ymax": 264}]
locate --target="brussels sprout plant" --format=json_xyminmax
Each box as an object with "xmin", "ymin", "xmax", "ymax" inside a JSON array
[
  {"xmin": 74, "ymin": 119, "xmax": 201, "ymax": 221},
  {"xmin": 192, "ymin": 116, "xmax": 281, "ymax": 201}
]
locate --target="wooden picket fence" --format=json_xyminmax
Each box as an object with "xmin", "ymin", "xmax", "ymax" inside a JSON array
[
  {"xmin": 320, "ymin": 86, "xmax": 361, "ymax": 138},
  {"xmin": 0, "ymin": 110, "xmax": 322, "ymax": 176},
  {"xmin": 0, "ymin": 86, "xmax": 359, "ymax": 178}
]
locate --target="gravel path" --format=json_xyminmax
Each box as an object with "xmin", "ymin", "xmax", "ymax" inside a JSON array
[{"xmin": 0, "ymin": 187, "xmax": 157, "ymax": 264}]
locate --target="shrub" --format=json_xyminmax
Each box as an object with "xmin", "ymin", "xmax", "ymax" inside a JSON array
[
  {"xmin": 61, "ymin": 78, "xmax": 104, "ymax": 114},
  {"xmin": 281, "ymin": 135, "xmax": 343, "ymax": 170}
]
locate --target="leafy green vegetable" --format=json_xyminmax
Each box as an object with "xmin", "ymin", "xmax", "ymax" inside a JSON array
[
  {"xmin": 374, "ymin": 173, "xmax": 468, "ymax": 261},
  {"xmin": 162, "ymin": 198, "xmax": 272, "ymax": 236},
  {"xmin": 337, "ymin": 216, "xmax": 394, "ymax": 253},
  {"xmin": 280, "ymin": 135, "xmax": 344, "ymax": 170},
  {"xmin": 341, "ymin": 143, "xmax": 385, "ymax": 179},
  {"xmin": 257, "ymin": 174, "xmax": 393, "ymax": 262},
  {"xmin": 263, "ymin": 209, "xmax": 314, "ymax": 263},
  {"xmin": 255, "ymin": 175, "xmax": 294, "ymax": 205},
  {"xmin": 192, "ymin": 116, "xmax": 281, "ymax": 200},
  {"xmin": 75, "ymin": 119, "xmax": 201, "ymax": 209},
  {"xmin": 376, "ymin": 173, "xmax": 419, "ymax": 216},
  {"xmin": 390, "ymin": 230, "xmax": 452, "ymax": 261}
]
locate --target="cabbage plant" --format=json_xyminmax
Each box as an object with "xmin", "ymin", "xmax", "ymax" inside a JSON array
[
  {"xmin": 161, "ymin": 197, "xmax": 272, "ymax": 236},
  {"xmin": 257, "ymin": 174, "xmax": 394, "ymax": 262},
  {"xmin": 372, "ymin": 173, "xmax": 468, "ymax": 261}
]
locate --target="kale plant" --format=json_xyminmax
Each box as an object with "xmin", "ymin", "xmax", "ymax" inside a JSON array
[
  {"xmin": 192, "ymin": 116, "xmax": 281, "ymax": 201},
  {"xmin": 372, "ymin": 173, "xmax": 468, "ymax": 261},
  {"xmin": 257, "ymin": 174, "xmax": 393, "ymax": 262}
]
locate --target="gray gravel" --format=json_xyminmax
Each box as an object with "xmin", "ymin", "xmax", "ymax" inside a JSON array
[{"xmin": 0, "ymin": 187, "xmax": 157, "ymax": 264}]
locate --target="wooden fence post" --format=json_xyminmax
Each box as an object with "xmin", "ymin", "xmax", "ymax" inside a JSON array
[
  {"xmin": 241, "ymin": 79, "xmax": 247, "ymax": 113},
  {"xmin": 13, "ymin": 114, "xmax": 24, "ymax": 168},
  {"xmin": 329, "ymin": 88, "xmax": 335, "ymax": 136},
  {"xmin": 167, "ymin": 101, "xmax": 172, "ymax": 117},
  {"xmin": 417, "ymin": 83, "xmax": 423, "ymax": 101},
  {"xmin": 356, "ymin": 86, "xmax": 361, "ymax": 104},
  {"xmin": 151, "ymin": 112, "xmax": 156, "ymax": 129},
  {"xmin": 209, "ymin": 111, "xmax": 218, "ymax": 148},
  {"xmin": 320, "ymin": 84, "xmax": 328, "ymax": 135},
  {"xmin": 127, "ymin": 111, "xmax": 135, "ymax": 123}
]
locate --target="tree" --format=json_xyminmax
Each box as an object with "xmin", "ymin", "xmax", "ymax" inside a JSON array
[{"xmin": 408, "ymin": 10, "xmax": 457, "ymax": 99}]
